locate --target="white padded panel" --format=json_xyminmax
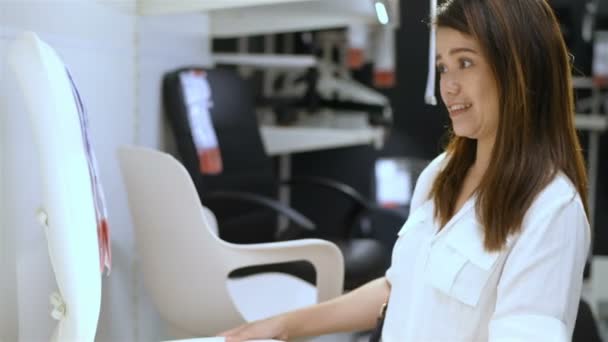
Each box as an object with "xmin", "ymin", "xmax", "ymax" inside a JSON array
[{"xmin": 7, "ymin": 32, "xmax": 101, "ymax": 341}]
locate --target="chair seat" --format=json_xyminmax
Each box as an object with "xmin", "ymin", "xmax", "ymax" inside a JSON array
[
  {"xmin": 230, "ymin": 237, "xmax": 389, "ymax": 290},
  {"xmin": 227, "ymin": 272, "xmax": 316, "ymax": 322}
]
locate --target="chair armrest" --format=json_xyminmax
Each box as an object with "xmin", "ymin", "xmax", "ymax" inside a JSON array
[
  {"xmin": 280, "ymin": 176, "xmax": 369, "ymax": 209},
  {"xmin": 222, "ymin": 239, "xmax": 344, "ymax": 303},
  {"xmin": 282, "ymin": 177, "xmax": 408, "ymax": 237},
  {"xmin": 205, "ymin": 191, "xmax": 315, "ymax": 232}
]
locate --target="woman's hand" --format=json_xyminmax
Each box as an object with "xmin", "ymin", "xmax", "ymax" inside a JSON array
[
  {"xmin": 218, "ymin": 278, "xmax": 391, "ymax": 341},
  {"xmin": 218, "ymin": 316, "xmax": 289, "ymax": 342}
]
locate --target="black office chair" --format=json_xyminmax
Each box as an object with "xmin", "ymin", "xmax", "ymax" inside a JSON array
[
  {"xmin": 162, "ymin": 67, "xmax": 407, "ymax": 290},
  {"xmin": 573, "ymin": 298, "xmax": 603, "ymax": 342}
]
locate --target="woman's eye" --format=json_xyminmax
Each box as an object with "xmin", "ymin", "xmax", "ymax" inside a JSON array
[
  {"xmin": 436, "ymin": 64, "xmax": 447, "ymax": 73},
  {"xmin": 460, "ymin": 59, "xmax": 473, "ymax": 68}
]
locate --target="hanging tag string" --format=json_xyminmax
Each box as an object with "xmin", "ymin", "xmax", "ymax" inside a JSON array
[{"xmin": 424, "ymin": 0, "xmax": 438, "ymax": 106}]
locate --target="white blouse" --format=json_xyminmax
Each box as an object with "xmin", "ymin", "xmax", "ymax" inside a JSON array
[{"xmin": 382, "ymin": 153, "xmax": 590, "ymax": 342}]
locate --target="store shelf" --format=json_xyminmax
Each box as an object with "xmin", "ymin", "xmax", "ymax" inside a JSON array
[
  {"xmin": 209, "ymin": 2, "xmax": 375, "ymax": 37},
  {"xmin": 573, "ymin": 76, "xmax": 608, "ymax": 89},
  {"xmin": 212, "ymin": 53, "xmax": 317, "ymax": 69},
  {"xmin": 100, "ymin": 0, "xmax": 385, "ymax": 37},
  {"xmin": 260, "ymin": 125, "xmax": 384, "ymax": 156},
  {"xmin": 575, "ymin": 114, "xmax": 608, "ymax": 131},
  {"xmin": 136, "ymin": 0, "xmax": 320, "ymax": 16},
  {"xmin": 133, "ymin": 0, "xmax": 377, "ymax": 37}
]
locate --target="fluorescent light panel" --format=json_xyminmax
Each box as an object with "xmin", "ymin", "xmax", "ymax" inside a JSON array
[{"xmin": 375, "ymin": 1, "xmax": 390, "ymax": 25}]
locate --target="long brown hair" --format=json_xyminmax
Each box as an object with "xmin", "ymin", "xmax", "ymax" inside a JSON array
[{"xmin": 431, "ymin": 0, "xmax": 588, "ymax": 251}]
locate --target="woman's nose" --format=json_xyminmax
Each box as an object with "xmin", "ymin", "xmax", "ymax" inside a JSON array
[{"xmin": 442, "ymin": 78, "xmax": 461, "ymax": 96}]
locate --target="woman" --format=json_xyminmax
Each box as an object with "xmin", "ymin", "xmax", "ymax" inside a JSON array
[{"xmin": 220, "ymin": 0, "xmax": 590, "ymax": 340}]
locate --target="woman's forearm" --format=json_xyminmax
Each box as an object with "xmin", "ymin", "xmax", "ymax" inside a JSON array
[{"xmin": 284, "ymin": 277, "xmax": 391, "ymax": 339}]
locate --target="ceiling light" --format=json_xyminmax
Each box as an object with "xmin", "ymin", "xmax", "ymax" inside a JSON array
[{"xmin": 374, "ymin": 0, "xmax": 390, "ymax": 25}]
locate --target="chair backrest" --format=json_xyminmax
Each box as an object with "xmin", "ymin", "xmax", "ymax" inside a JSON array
[
  {"xmin": 162, "ymin": 68, "xmax": 278, "ymax": 243},
  {"xmin": 162, "ymin": 67, "xmax": 273, "ymax": 196},
  {"xmin": 117, "ymin": 145, "xmax": 245, "ymax": 337},
  {"xmin": 7, "ymin": 32, "xmax": 101, "ymax": 341}
]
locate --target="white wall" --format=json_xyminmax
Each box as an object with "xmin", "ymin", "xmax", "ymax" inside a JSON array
[
  {"xmin": 0, "ymin": 49, "xmax": 35, "ymax": 342},
  {"xmin": 133, "ymin": 12, "xmax": 212, "ymax": 342},
  {"xmin": 0, "ymin": 23, "xmax": 18, "ymax": 342},
  {"xmin": 137, "ymin": 13, "xmax": 212, "ymax": 149},
  {"xmin": 0, "ymin": 1, "xmax": 211, "ymax": 341},
  {"xmin": 0, "ymin": 1, "xmax": 136, "ymax": 341}
]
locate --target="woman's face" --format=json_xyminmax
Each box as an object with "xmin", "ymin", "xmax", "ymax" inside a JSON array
[{"xmin": 436, "ymin": 27, "xmax": 499, "ymax": 143}]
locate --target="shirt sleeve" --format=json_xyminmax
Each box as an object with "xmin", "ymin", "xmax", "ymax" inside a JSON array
[{"xmin": 488, "ymin": 195, "xmax": 590, "ymax": 341}]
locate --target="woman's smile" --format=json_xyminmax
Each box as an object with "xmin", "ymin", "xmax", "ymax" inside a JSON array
[{"xmin": 447, "ymin": 102, "xmax": 473, "ymax": 117}]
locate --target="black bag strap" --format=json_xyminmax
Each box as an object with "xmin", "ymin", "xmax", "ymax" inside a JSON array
[{"xmin": 368, "ymin": 301, "xmax": 388, "ymax": 342}]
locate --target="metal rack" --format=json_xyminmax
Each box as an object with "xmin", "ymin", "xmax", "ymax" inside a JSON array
[{"xmin": 573, "ymin": 76, "xmax": 608, "ymax": 231}]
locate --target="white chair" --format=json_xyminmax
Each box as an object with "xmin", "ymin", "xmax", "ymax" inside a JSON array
[
  {"xmin": 7, "ymin": 32, "xmax": 101, "ymax": 341},
  {"xmin": 117, "ymin": 145, "xmax": 344, "ymax": 340}
]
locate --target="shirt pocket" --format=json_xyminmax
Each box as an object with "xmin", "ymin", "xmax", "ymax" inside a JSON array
[{"xmin": 425, "ymin": 217, "xmax": 501, "ymax": 307}]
